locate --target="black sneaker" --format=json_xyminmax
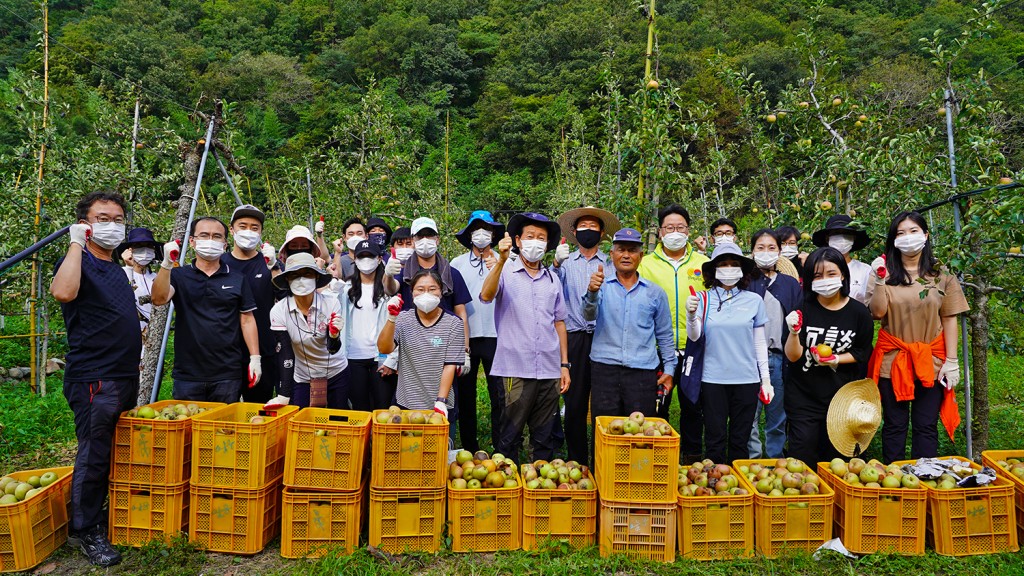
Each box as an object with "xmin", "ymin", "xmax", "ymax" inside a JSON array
[{"xmin": 68, "ymin": 526, "xmax": 122, "ymax": 567}]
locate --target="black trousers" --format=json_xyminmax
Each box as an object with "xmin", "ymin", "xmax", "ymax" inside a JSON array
[
  {"xmin": 701, "ymin": 382, "xmax": 758, "ymax": 464},
  {"xmin": 347, "ymin": 358, "xmax": 394, "ymax": 411},
  {"xmin": 455, "ymin": 337, "xmax": 503, "ymax": 453},
  {"xmin": 558, "ymin": 332, "xmax": 594, "ymax": 465},
  {"xmin": 661, "ymin": 351, "xmax": 704, "ymax": 458},
  {"xmin": 878, "ymin": 377, "xmax": 944, "ymax": 462},
  {"xmin": 291, "ymin": 368, "xmax": 351, "ymax": 409},
  {"xmin": 786, "ymin": 407, "xmax": 842, "ymax": 466},
  {"xmin": 590, "ymin": 362, "xmax": 658, "ymax": 419},
  {"xmin": 64, "ymin": 378, "xmax": 139, "ymax": 532},
  {"xmin": 241, "ymin": 353, "xmax": 277, "ymax": 403},
  {"xmin": 497, "ymin": 378, "xmax": 560, "ymax": 466}
]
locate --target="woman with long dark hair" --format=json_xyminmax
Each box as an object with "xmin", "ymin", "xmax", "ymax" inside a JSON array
[
  {"xmin": 784, "ymin": 248, "xmax": 874, "ymax": 464},
  {"xmin": 868, "ymin": 211, "xmax": 968, "ymax": 462}
]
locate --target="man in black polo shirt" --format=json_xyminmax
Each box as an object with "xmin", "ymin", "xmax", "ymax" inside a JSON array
[
  {"xmin": 51, "ymin": 191, "xmax": 140, "ymax": 567},
  {"xmin": 151, "ymin": 216, "xmax": 261, "ymax": 402},
  {"xmin": 222, "ymin": 204, "xmax": 278, "ymax": 404}
]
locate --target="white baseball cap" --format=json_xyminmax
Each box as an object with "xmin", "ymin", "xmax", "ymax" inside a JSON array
[{"xmin": 411, "ymin": 217, "xmax": 438, "ymax": 236}]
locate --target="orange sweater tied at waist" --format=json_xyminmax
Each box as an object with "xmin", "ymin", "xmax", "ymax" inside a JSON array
[{"xmin": 868, "ymin": 329, "xmax": 960, "ymax": 441}]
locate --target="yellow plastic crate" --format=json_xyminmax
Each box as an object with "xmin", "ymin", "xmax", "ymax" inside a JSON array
[
  {"xmin": 0, "ymin": 467, "xmax": 72, "ymax": 574},
  {"xmin": 593, "ymin": 416, "xmax": 679, "ymax": 504},
  {"xmin": 189, "ymin": 477, "xmax": 283, "ymax": 555},
  {"xmin": 676, "ymin": 482, "xmax": 754, "ymax": 560},
  {"xmin": 190, "ymin": 403, "xmax": 298, "ymax": 490},
  {"xmin": 896, "ymin": 456, "xmax": 1018, "ymax": 557},
  {"xmin": 109, "ymin": 400, "xmax": 224, "ymax": 485},
  {"xmin": 284, "ymin": 408, "xmax": 371, "ymax": 491},
  {"xmin": 598, "ymin": 499, "xmax": 677, "ymax": 562},
  {"xmin": 108, "ymin": 481, "xmax": 189, "ymax": 547},
  {"xmin": 733, "ymin": 459, "xmax": 834, "ymax": 559},
  {"xmin": 522, "ymin": 477, "xmax": 597, "ymax": 551},
  {"xmin": 447, "ymin": 473, "xmax": 522, "ymax": 552},
  {"xmin": 368, "ymin": 486, "xmax": 445, "ymax": 554},
  {"xmin": 281, "ymin": 479, "xmax": 366, "ymax": 559},
  {"xmin": 981, "ymin": 449, "xmax": 1024, "ymax": 545},
  {"xmin": 369, "ymin": 410, "xmax": 448, "ymax": 489},
  {"xmin": 816, "ymin": 462, "xmax": 927, "ymax": 555}
]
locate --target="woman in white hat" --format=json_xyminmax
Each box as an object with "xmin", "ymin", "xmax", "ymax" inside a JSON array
[{"xmin": 783, "ymin": 247, "xmax": 874, "ymax": 465}]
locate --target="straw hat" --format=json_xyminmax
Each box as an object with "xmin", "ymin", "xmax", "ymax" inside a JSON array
[
  {"xmin": 556, "ymin": 206, "xmax": 621, "ymax": 245},
  {"xmin": 827, "ymin": 379, "xmax": 883, "ymax": 457}
]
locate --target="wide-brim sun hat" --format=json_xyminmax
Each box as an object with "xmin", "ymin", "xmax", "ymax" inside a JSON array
[
  {"xmin": 455, "ymin": 210, "xmax": 505, "ymax": 249},
  {"xmin": 556, "ymin": 206, "xmax": 621, "ymax": 246},
  {"xmin": 272, "ymin": 252, "xmax": 332, "ymax": 291},
  {"xmin": 811, "ymin": 215, "xmax": 871, "ymax": 251},
  {"xmin": 506, "ymin": 212, "xmax": 562, "ymax": 253},
  {"xmin": 281, "ymin": 225, "xmax": 321, "ymax": 259},
  {"xmin": 117, "ymin": 227, "xmax": 163, "ymax": 259},
  {"xmin": 827, "ymin": 378, "xmax": 883, "ymax": 457},
  {"xmin": 700, "ymin": 243, "xmax": 756, "ymax": 285}
]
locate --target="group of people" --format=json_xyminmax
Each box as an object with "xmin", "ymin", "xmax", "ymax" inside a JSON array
[{"xmin": 52, "ymin": 190, "xmax": 969, "ymax": 566}]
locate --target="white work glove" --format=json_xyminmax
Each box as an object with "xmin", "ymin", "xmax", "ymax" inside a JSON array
[
  {"xmin": 456, "ymin": 352, "xmax": 471, "ymax": 377},
  {"xmin": 161, "ymin": 240, "xmax": 180, "ymax": 269},
  {"xmin": 554, "ymin": 240, "xmax": 570, "ymax": 265},
  {"xmin": 815, "ymin": 352, "xmax": 839, "ymax": 370},
  {"xmin": 785, "ymin": 310, "xmax": 803, "ymax": 334},
  {"xmin": 261, "ymin": 242, "xmax": 277, "ymax": 270},
  {"xmin": 386, "ymin": 295, "xmax": 403, "ymax": 320},
  {"xmin": 685, "ymin": 294, "xmax": 700, "ymax": 316},
  {"xmin": 384, "ymin": 256, "xmax": 403, "ymax": 277},
  {"xmin": 264, "ymin": 395, "xmax": 290, "ymax": 410},
  {"xmin": 938, "ymin": 358, "xmax": 960, "ymax": 390},
  {"xmin": 314, "ymin": 219, "xmax": 325, "ymax": 235},
  {"xmin": 328, "ymin": 312, "xmax": 344, "ymax": 338},
  {"xmin": 248, "ymin": 355, "xmax": 262, "ymax": 388},
  {"xmin": 69, "ymin": 223, "xmax": 91, "ymax": 248},
  {"xmin": 433, "ymin": 401, "xmax": 448, "ymax": 418},
  {"xmin": 871, "ymin": 255, "xmax": 887, "ymax": 285},
  {"xmin": 759, "ymin": 377, "xmax": 775, "ymax": 404}
]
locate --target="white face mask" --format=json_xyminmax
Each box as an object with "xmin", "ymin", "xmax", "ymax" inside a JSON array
[
  {"xmin": 233, "ymin": 229, "xmax": 262, "ymax": 251},
  {"xmin": 289, "ymin": 276, "xmax": 317, "ymax": 296},
  {"xmin": 753, "ymin": 251, "xmax": 779, "ymax": 269},
  {"xmin": 355, "ymin": 257, "xmax": 379, "ymax": 274},
  {"xmin": 662, "ymin": 232, "xmax": 688, "ymax": 252},
  {"xmin": 812, "ymin": 278, "xmax": 844, "ymax": 297},
  {"xmin": 780, "ymin": 245, "xmax": 799, "ymax": 259},
  {"xmin": 715, "ymin": 234, "xmax": 735, "ymax": 246},
  {"xmin": 414, "ymin": 238, "xmax": 438, "ymax": 258},
  {"xmin": 894, "ymin": 233, "xmax": 927, "ymax": 256},
  {"xmin": 828, "ymin": 234, "xmax": 855, "ymax": 255},
  {"xmin": 394, "ymin": 247, "xmax": 414, "ymax": 261},
  {"xmin": 346, "ymin": 235, "xmax": 366, "ymax": 252},
  {"xmin": 194, "ymin": 239, "xmax": 225, "ymax": 261},
  {"xmin": 471, "ymin": 229, "xmax": 493, "ymax": 249},
  {"xmin": 90, "ymin": 222, "xmax": 125, "ymax": 250},
  {"xmin": 716, "ymin": 266, "xmax": 743, "ymax": 286},
  {"xmin": 413, "ymin": 293, "xmax": 441, "ymax": 313},
  {"xmin": 519, "ymin": 239, "xmax": 547, "ymax": 263},
  {"xmin": 133, "ymin": 248, "xmax": 155, "ymax": 266}
]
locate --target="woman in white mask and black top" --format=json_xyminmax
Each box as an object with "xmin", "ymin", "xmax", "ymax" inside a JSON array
[
  {"xmin": 268, "ymin": 253, "xmax": 348, "ymax": 408},
  {"xmin": 377, "ymin": 269, "xmax": 464, "ymax": 418},
  {"xmin": 685, "ymin": 243, "xmax": 773, "ymax": 464},
  {"xmin": 783, "ymin": 247, "xmax": 874, "ymax": 465},
  {"xmin": 811, "ymin": 215, "xmax": 873, "ymax": 306}
]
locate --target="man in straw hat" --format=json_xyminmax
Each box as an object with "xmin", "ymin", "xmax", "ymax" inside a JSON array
[
  {"xmin": 812, "ymin": 214, "xmax": 874, "ymax": 306},
  {"xmin": 827, "ymin": 379, "xmax": 883, "ymax": 459},
  {"xmin": 550, "ymin": 205, "xmax": 621, "ymax": 465}
]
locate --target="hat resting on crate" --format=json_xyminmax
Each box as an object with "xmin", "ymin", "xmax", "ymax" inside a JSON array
[{"xmin": 827, "ymin": 378, "xmax": 882, "ymax": 457}]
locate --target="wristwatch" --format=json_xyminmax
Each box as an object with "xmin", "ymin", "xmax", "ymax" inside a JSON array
[
  {"xmin": 561, "ymin": 362, "xmax": 572, "ymax": 369},
  {"xmin": 436, "ymin": 397, "xmax": 447, "ymax": 403}
]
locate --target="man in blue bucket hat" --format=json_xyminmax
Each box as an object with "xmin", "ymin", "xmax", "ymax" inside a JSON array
[{"xmin": 450, "ymin": 210, "xmax": 506, "ymax": 452}]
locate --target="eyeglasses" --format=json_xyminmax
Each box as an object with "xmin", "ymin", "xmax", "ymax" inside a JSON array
[
  {"xmin": 90, "ymin": 216, "xmax": 126, "ymax": 225},
  {"xmin": 194, "ymin": 232, "xmax": 226, "ymax": 241},
  {"xmin": 712, "ymin": 231, "xmax": 735, "ymax": 238},
  {"xmin": 660, "ymin": 225, "xmax": 689, "ymax": 234}
]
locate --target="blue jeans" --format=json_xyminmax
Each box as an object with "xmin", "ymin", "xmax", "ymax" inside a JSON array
[
  {"xmin": 748, "ymin": 352, "xmax": 786, "ymax": 458},
  {"xmin": 173, "ymin": 378, "xmax": 244, "ymax": 403}
]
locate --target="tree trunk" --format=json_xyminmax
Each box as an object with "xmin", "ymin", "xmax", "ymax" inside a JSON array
[{"xmin": 968, "ymin": 283, "xmax": 990, "ymax": 458}]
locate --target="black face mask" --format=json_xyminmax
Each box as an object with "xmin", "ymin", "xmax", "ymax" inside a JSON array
[
  {"xmin": 575, "ymin": 229, "xmax": 601, "ymax": 249},
  {"xmin": 369, "ymin": 233, "xmax": 387, "ymax": 247}
]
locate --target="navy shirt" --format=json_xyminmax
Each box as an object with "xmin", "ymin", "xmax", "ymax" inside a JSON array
[
  {"xmin": 57, "ymin": 251, "xmax": 143, "ymax": 382},
  {"xmin": 169, "ymin": 261, "xmax": 256, "ymax": 381},
  {"xmin": 222, "ymin": 252, "xmax": 276, "ymax": 359}
]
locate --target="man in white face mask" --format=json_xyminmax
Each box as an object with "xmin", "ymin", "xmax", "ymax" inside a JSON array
[
  {"xmin": 51, "ymin": 191, "xmax": 141, "ymax": 567},
  {"xmin": 152, "ymin": 217, "xmax": 261, "ymax": 404},
  {"xmin": 480, "ymin": 212, "xmax": 572, "ymax": 465},
  {"xmin": 811, "ymin": 215, "xmax": 874, "ymax": 306}
]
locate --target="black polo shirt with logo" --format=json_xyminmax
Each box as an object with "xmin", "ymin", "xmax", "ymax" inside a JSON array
[
  {"xmin": 169, "ymin": 261, "xmax": 256, "ymax": 382},
  {"xmin": 221, "ymin": 252, "xmax": 276, "ymax": 359}
]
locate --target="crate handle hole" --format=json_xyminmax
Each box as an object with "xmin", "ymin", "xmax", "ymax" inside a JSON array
[
  {"xmin": 552, "ymin": 496, "xmax": 571, "ymax": 503},
  {"xmin": 397, "ymin": 497, "xmax": 420, "ymax": 504},
  {"xmin": 328, "ymin": 415, "xmax": 350, "ymax": 423},
  {"xmin": 966, "ymin": 495, "xmax": 985, "ymax": 502},
  {"xmin": 259, "ymin": 409, "xmax": 277, "ymax": 417},
  {"xmin": 476, "ymin": 495, "xmax": 497, "ymax": 502},
  {"xmin": 311, "ymin": 500, "xmax": 331, "ymax": 506},
  {"xmin": 400, "ymin": 431, "xmax": 423, "ymax": 438},
  {"xmin": 130, "ymin": 489, "xmax": 151, "ymax": 497}
]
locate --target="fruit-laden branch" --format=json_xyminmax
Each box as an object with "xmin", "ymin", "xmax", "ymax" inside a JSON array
[{"xmin": 807, "ymin": 59, "xmax": 848, "ymax": 151}]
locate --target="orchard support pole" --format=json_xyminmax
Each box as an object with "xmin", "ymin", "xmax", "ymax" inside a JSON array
[
  {"xmin": 213, "ymin": 150, "xmax": 243, "ymax": 207},
  {"xmin": 636, "ymin": 0, "xmax": 656, "ymax": 205},
  {"xmin": 29, "ymin": 0, "xmax": 50, "ymax": 395}
]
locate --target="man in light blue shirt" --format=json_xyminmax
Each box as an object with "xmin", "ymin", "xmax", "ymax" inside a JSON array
[
  {"xmin": 583, "ymin": 228, "xmax": 676, "ymax": 419},
  {"xmin": 450, "ymin": 210, "xmax": 505, "ymax": 452}
]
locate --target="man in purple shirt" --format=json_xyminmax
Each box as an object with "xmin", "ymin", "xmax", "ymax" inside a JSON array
[{"xmin": 480, "ymin": 212, "xmax": 571, "ymax": 465}]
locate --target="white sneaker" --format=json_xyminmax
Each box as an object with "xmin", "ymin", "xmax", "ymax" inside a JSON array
[{"xmin": 264, "ymin": 395, "xmax": 290, "ymax": 410}]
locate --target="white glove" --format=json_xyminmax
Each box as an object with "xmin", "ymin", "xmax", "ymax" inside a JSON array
[
  {"xmin": 785, "ymin": 310, "xmax": 803, "ymax": 334},
  {"xmin": 328, "ymin": 312, "xmax": 344, "ymax": 338},
  {"xmin": 384, "ymin": 256, "xmax": 403, "ymax": 277},
  {"xmin": 161, "ymin": 240, "xmax": 180, "ymax": 269},
  {"xmin": 386, "ymin": 295, "xmax": 403, "ymax": 319},
  {"xmin": 264, "ymin": 395, "xmax": 290, "ymax": 410},
  {"xmin": 938, "ymin": 358, "xmax": 960, "ymax": 390},
  {"xmin": 871, "ymin": 255, "xmax": 887, "ymax": 285},
  {"xmin": 69, "ymin": 223, "xmax": 91, "ymax": 248},
  {"xmin": 554, "ymin": 241, "xmax": 570, "ymax": 265},
  {"xmin": 759, "ymin": 377, "xmax": 775, "ymax": 404},
  {"xmin": 457, "ymin": 352, "xmax": 471, "ymax": 377},
  {"xmin": 314, "ymin": 219, "xmax": 325, "ymax": 235},
  {"xmin": 685, "ymin": 295, "xmax": 700, "ymax": 316},
  {"xmin": 261, "ymin": 242, "xmax": 277, "ymax": 270},
  {"xmin": 248, "ymin": 355, "xmax": 262, "ymax": 388},
  {"xmin": 816, "ymin": 353, "xmax": 839, "ymax": 370},
  {"xmin": 433, "ymin": 401, "xmax": 448, "ymax": 418}
]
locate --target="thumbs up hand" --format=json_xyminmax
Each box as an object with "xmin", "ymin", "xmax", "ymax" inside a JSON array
[
  {"xmin": 588, "ymin": 264, "xmax": 605, "ymax": 293},
  {"xmin": 554, "ymin": 237, "xmax": 570, "ymax": 266},
  {"xmin": 497, "ymin": 232, "xmax": 512, "ymax": 260}
]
